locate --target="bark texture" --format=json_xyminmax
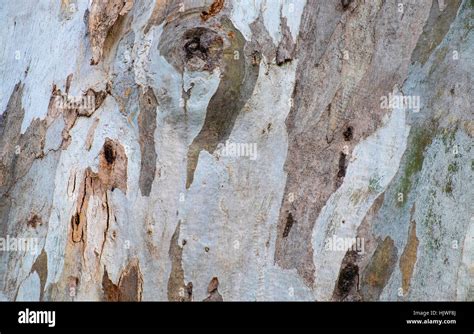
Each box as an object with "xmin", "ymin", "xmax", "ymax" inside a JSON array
[{"xmin": 0, "ymin": 0, "xmax": 472, "ymax": 301}]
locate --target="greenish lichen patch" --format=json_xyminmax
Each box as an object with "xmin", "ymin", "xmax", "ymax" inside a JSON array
[{"xmin": 396, "ymin": 127, "xmax": 436, "ymax": 207}]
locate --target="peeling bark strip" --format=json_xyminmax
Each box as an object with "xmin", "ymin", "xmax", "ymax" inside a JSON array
[
  {"xmin": 138, "ymin": 87, "xmax": 158, "ymax": 196},
  {"xmin": 102, "ymin": 259, "xmax": 143, "ymax": 301},
  {"xmin": 333, "ymin": 251, "xmax": 360, "ymax": 301},
  {"xmin": 30, "ymin": 249, "xmax": 48, "ymax": 301},
  {"xmin": 203, "ymin": 277, "xmax": 223, "ymax": 301},
  {"xmin": 399, "ymin": 217, "xmax": 419, "ymax": 294},
  {"xmin": 201, "ymin": 0, "xmax": 224, "ymax": 21},
  {"xmin": 72, "ymin": 169, "xmax": 100, "ymax": 244},
  {"xmin": 167, "ymin": 222, "xmax": 192, "ymax": 301}
]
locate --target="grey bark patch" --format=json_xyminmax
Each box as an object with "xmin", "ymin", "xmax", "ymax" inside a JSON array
[
  {"xmin": 15, "ymin": 118, "xmax": 47, "ymax": 179},
  {"xmin": 248, "ymin": 13, "xmax": 277, "ymax": 62},
  {"xmin": 102, "ymin": 267, "xmax": 121, "ymax": 301},
  {"xmin": 138, "ymin": 87, "xmax": 158, "ymax": 197},
  {"xmin": 282, "ymin": 211, "xmax": 295, "ymax": 238},
  {"xmin": 98, "ymin": 138, "xmax": 128, "ymax": 193},
  {"xmin": 110, "ymin": 30, "xmax": 137, "ymax": 116},
  {"xmin": 30, "ymin": 249, "xmax": 48, "ymax": 301},
  {"xmin": 273, "ymin": 1, "xmax": 349, "ymax": 285},
  {"xmin": 27, "ymin": 214, "xmax": 42, "ymax": 229},
  {"xmin": 272, "ymin": 2, "xmax": 347, "ymax": 284}
]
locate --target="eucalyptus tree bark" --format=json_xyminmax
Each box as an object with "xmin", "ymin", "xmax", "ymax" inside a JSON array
[{"xmin": 0, "ymin": 0, "xmax": 472, "ymax": 301}]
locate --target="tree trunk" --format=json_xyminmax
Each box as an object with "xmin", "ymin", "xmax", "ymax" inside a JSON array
[{"xmin": 0, "ymin": 0, "xmax": 472, "ymax": 301}]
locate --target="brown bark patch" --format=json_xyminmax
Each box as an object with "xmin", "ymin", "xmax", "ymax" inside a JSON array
[
  {"xmin": 399, "ymin": 215, "xmax": 419, "ymax": 294},
  {"xmin": 282, "ymin": 211, "xmax": 295, "ymax": 238},
  {"xmin": 71, "ymin": 169, "xmax": 103, "ymax": 243},
  {"xmin": 98, "ymin": 138, "xmax": 128, "ymax": 193},
  {"xmin": 410, "ymin": 0, "xmax": 462, "ymax": 65},
  {"xmin": 27, "ymin": 214, "xmax": 42, "ymax": 229},
  {"xmin": 276, "ymin": 17, "xmax": 295, "ymax": 66},
  {"xmin": 84, "ymin": 118, "xmax": 100, "ymax": 151}
]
